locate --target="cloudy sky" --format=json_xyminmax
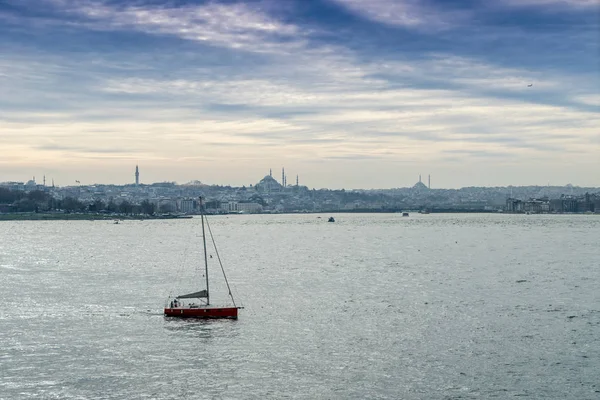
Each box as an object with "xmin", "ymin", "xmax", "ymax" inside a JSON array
[{"xmin": 1, "ymin": 0, "xmax": 598, "ymax": 188}]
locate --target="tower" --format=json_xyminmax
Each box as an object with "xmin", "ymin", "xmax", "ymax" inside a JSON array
[
  {"xmin": 282, "ymin": 168, "xmax": 285, "ymax": 187},
  {"xmin": 419, "ymin": 174, "xmax": 422, "ymax": 183},
  {"xmin": 269, "ymin": 168, "xmax": 272, "ymax": 177},
  {"xmin": 135, "ymin": 165, "xmax": 139, "ymax": 186},
  {"xmin": 428, "ymin": 174, "xmax": 430, "ymax": 189},
  {"xmin": 43, "ymin": 175, "xmax": 46, "ymax": 186},
  {"xmin": 296, "ymin": 175, "xmax": 299, "ymax": 186}
]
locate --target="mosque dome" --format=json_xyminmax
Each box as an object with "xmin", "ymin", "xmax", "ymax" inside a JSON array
[{"xmin": 256, "ymin": 175, "xmax": 282, "ymax": 192}]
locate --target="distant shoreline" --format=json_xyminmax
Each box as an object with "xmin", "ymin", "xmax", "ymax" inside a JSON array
[
  {"xmin": 0, "ymin": 213, "xmax": 191, "ymax": 221},
  {"xmin": 1, "ymin": 210, "xmax": 597, "ymax": 221}
]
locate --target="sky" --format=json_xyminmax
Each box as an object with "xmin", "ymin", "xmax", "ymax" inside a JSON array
[{"xmin": 0, "ymin": 0, "xmax": 598, "ymax": 189}]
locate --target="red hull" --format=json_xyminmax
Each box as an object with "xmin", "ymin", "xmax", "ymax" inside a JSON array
[{"xmin": 164, "ymin": 307, "xmax": 238, "ymax": 319}]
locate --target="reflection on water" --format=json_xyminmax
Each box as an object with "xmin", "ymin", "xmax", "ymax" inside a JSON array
[{"xmin": 163, "ymin": 318, "xmax": 239, "ymax": 339}]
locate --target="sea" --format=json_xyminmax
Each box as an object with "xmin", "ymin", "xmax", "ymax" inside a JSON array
[{"xmin": 1, "ymin": 213, "xmax": 599, "ymax": 399}]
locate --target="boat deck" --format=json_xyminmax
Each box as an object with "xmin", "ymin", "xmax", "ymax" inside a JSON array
[{"xmin": 164, "ymin": 306, "xmax": 239, "ymax": 319}]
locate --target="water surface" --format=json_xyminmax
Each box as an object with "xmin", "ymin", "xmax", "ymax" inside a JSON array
[{"xmin": 1, "ymin": 214, "xmax": 599, "ymax": 399}]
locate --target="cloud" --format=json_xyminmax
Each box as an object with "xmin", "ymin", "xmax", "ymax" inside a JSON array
[
  {"xmin": 328, "ymin": 0, "xmax": 470, "ymax": 31},
  {"xmin": 39, "ymin": 0, "xmax": 306, "ymax": 54},
  {"xmin": 4, "ymin": 44, "xmax": 596, "ymax": 168},
  {"xmin": 493, "ymin": 0, "xmax": 598, "ymax": 9},
  {"xmin": 1, "ymin": 0, "xmax": 598, "ymax": 186},
  {"xmin": 416, "ymin": 55, "xmax": 557, "ymax": 91},
  {"xmin": 573, "ymin": 94, "xmax": 600, "ymax": 107},
  {"xmin": 34, "ymin": 144, "xmax": 133, "ymax": 154},
  {"xmin": 87, "ymin": 80, "xmax": 599, "ymax": 162},
  {"xmin": 443, "ymin": 149, "xmax": 517, "ymax": 159},
  {"xmin": 101, "ymin": 78, "xmax": 328, "ymax": 106}
]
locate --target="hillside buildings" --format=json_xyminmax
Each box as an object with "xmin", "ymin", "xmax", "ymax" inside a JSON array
[{"xmin": 1, "ymin": 167, "xmax": 599, "ymax": 215}]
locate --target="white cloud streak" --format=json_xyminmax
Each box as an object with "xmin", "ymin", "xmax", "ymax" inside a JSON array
[
  {"xmin": 493, "ymin": 0, "xmax": 599, "ymax": 8},
  {"xmin": 328, "ymin": 0, "xmax": 597, "ymax": 33},
  {"xmin": 573, "ymin": 94, "xmax": 600, "ymax": 106},
  {"xmin": 49, "ymin": 0, "xmax": 305, "ymax": 53},
  {"xmin": 328, "ymin": 0, "xmax": 470, "ymax": 30}
]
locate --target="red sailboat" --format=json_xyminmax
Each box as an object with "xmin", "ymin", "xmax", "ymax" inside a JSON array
[{"xmin": 164, "ymin": 198, "xmax": 241, "ymax": 319}]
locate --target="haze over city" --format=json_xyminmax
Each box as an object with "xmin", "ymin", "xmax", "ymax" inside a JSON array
[{"xmin": 1, "ymin": 0, "xmax": 598, "ymax": 189}]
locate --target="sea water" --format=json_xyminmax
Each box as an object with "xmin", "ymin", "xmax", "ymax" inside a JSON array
[{"xmin": 1, "ymin": 213, "xmax": 599, "ymax": 399}]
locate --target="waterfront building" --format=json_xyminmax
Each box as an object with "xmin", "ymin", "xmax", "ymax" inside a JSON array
[
  {"xmin": 219, "ymin": 201, "xmax": 262, "ymax": 214},
  {"xmin": 506, "ymin": 198, "xmax": 524, "ymax": 213},
  {"xmin": 179, "ymin": 198, "xmax": 197, "ymax": 214},
  {"xmin": 238, "ymin": 202, "xmax": 263, "ymax": 213}
]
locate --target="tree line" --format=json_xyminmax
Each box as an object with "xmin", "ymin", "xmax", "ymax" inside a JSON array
[{"xmin": 0, "ymin": 188, "xmax": 156, "ymax": 215}]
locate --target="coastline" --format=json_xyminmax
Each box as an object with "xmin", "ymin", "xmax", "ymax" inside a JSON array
[
  {"xmin": 1, "ymin": 210, "xmax": 597, "ymax": 221},
  {"xmin": 0, "ymin": 213, "xmax": 191, "ymax": 221}
]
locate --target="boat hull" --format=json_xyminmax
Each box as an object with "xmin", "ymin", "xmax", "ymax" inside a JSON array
[{"xmin": 164, "ymin": 307, "xmax": 238, "ymax": 319}]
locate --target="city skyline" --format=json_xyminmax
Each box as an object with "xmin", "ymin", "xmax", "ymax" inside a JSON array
[
  {"xmin": 1, "ymin": 0, "xmax": 598, "ymax": 188},
  {"xmin": 3, "ymin": 165, "xmax": 599, "ymax": 191},
  {"xmin": 3, "ymin": 166, "xmax": 598, "ymax": 217}
]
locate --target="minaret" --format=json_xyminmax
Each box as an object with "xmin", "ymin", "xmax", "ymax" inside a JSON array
[
  {"xmin": 269, "ymin": 168, "xmax": 272, "ymax": 177},
  {"xmin": 419, "ymin": 174, "xmax": 421, "ymax": 183},
  {"xmin": 135, "ymin": 165, "xmax": 139, "ymax": 186},
  {"xmin": 282, "ymin": 168, "xmax": 285, "ymax": 187},
  {"xmin": 296, "ymin": 175, "xmax": 299, "ymax": 186},
  {"xmin": 52, "ymin": 179, "xmax": 55, "ymax": 188},
  {"xmin": 428, "ymin": 174, "xmax": 431, "ymax": 189},
  {"xmin": 43, "ymin": 175, "xmax": 46, "ymax": 186}
]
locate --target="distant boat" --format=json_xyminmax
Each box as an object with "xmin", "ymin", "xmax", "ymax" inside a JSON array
[
  {"xmin": 114, "ymin": 220, "xmax": 120, "ymax": 224},
  {"xmin": 164, "ymin": 198, "xmax": 241, "ymax": 319},
  {"xmin": 328, "ymin": 217, "xmax": 335, "ymax": 222},
  {"xmin": 402, "ymin": 212, "xmax": 409, "ymax": 217},
  {"xmin": 419, "ymin": 210, "xmax": 429, "ymax": 214}
]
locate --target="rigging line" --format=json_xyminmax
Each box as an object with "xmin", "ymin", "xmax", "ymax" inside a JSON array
[{"xmin": 204, "ymin": 217, "xmax": 237, "ymax": 308}]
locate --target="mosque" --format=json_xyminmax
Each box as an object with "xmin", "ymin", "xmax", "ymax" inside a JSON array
[
  {"xmin": 255, "ymin": 168, "xmax": 299, "ymax": 193},
  {"xmin": 412, "ymin": 174, "xmax": 431, "ymax": 191}
]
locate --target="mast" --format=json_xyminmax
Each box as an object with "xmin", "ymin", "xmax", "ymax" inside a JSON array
[{"xmin": 200, "ymin": 197, "xmax": 210, "ymax": 305}]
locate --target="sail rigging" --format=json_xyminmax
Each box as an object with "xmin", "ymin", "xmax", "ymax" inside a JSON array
[{"xmin": 205, "ymin": 214, "xmax": 237, "ymax": 308}]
